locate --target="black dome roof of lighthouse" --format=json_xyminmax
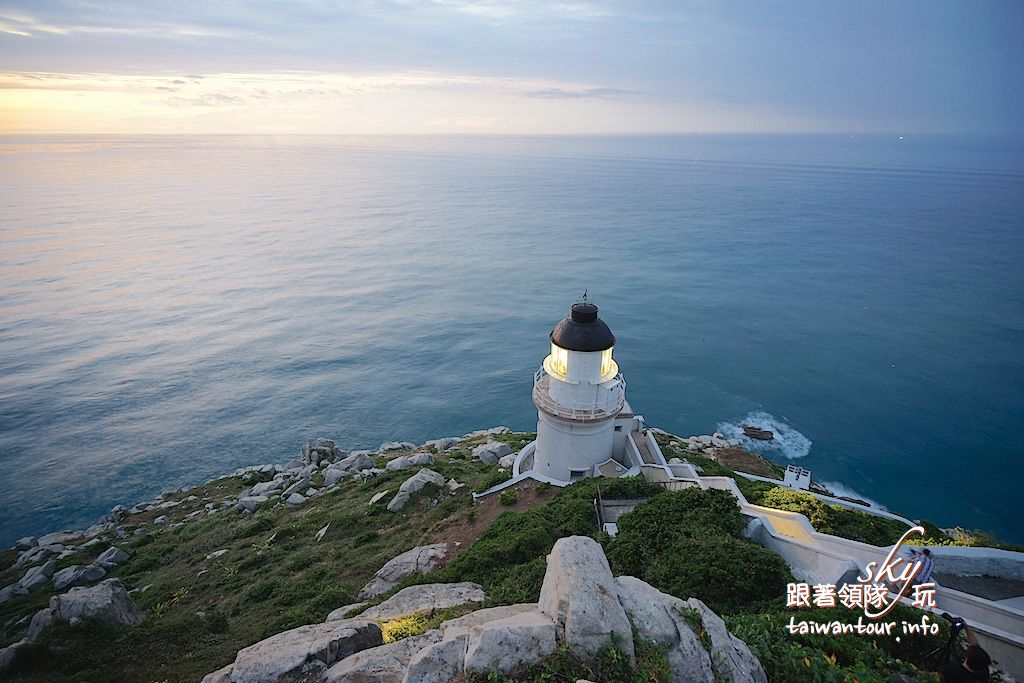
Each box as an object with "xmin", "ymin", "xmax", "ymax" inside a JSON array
[{"xmin": 549, "ymin": 303, "xmax": 616, "ymax": 352}]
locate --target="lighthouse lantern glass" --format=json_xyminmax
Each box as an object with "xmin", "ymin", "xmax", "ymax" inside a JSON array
[
  {"xmin": 549, "ymin": 343, "xmax": 568, "ymax": 376},
  {"xmin": 600, "ymin": 347, "xmax": 614, "ymax": 376}
]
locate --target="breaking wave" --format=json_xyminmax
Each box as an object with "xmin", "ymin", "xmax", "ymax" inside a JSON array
[
  {"xmin": 716, "ymin": 411, "xmax": 812, "ymax": 460},
  {"xmin": 818, "ymin": 480, "xmax": 888, "ymax": 512}
]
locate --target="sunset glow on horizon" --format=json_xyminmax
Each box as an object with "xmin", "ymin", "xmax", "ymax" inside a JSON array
[{"xmin": 1, "ymin": 1, "xmax": 1021, "ymax": 135}]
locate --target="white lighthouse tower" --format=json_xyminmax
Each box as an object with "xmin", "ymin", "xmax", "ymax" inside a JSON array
[{"xmin": 531, "ymin": 301, "xmax": 628, "ymax": 482}]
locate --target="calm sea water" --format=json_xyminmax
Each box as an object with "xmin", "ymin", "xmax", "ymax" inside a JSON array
[{"xmin": 1, "ymin": 134, "xmax": 1022, "ymax": 546}]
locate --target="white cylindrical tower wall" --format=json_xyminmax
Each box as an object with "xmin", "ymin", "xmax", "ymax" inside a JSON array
[{"xmin": 534, "ymin": 411, "xmax": 615, "ymax": 482}]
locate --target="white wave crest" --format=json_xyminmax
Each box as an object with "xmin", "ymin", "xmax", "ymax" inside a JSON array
[
  {"xmin": 818, "ymin": 480, "xmax": 888, "ymax": 512},
  {"xmin": 716, "ymin": 411, "xmax": 812, "ymax": 460}
]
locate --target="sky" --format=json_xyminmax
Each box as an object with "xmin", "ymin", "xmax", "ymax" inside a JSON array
[{"xmin": 0, "ymin": 0, "xmax": 1022, "ymax": 135}]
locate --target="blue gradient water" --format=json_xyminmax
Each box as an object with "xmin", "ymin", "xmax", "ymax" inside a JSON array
[{"xmin": 1, "ymin": 134, "xmax": 1022, "ymax": 546}]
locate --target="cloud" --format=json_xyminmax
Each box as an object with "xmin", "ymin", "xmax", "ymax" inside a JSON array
[{"xmin": 524, "ymin": 87, "xmax": 636, "ymax": 99}]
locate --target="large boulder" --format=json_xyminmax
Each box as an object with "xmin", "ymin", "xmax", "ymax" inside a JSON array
[
  {"xmin": 224, "ymin": 618, "xmax": 382, "ymax": 683},
  {"xmin": 358, "ymin": 544, "xmax": 449, "ymax": 600},
  {"xmin": 237, "ymin": 495, "xmax": 268, "ymax": 512},
  {"xmin": 538, "ymin": 536, "xmax": 634, "ymax": 663},
  {"xmin": 404, "ymin": 633, "xmax": 467, "ymax": 683},
  {"xmin": 16, "ymin": 544, "xmax": 64, "ymax": 567},
  {"xmin": 26, "ymin": 607, "xmax": 55, "ymax": 642},
  {"xmin": 335, "ymin": 452, "xmax": 376, "ymax": 473},
  {"xmin": 248, "ymin": 479, "xmax": 284, "ymax": 497},
  {"xmin": 324, "ymin": 630, "xmax": 441, "ymax": 682},
  {"xmin": 408, "ymin": 453, "xmax": 434, "ymax": 466},
  {"xmin": 471, "ymin": 441, "xmax": 512, "ymax": 465},
  {"xmin": 94, "ymin": 546, "xmax": 130, "ymax": 569},
  {"xmin": 324, "ymin": 467, "xmax": 353, "ymax": 487},
  {"xmin": 464, "ymin": 610, "xmax": 557, "ymax": 674},
  {"xmin": 52, "ymin": 564, "xmax": 107, "ymax": 591},
  {"xmin": 0, "ymin": 583, "xmax": 29, "ymax": 603},
  {"xmin": 424, "ymin": 437, "xmax": 457, "ymax": 451},
  {"xmin": 684, "ymin": 598, "xmax": 767, "ymax": 683},
  {"xmin": 438, "ymin": 604, "xmax": 537, "ymax": 641},
  {"xmin": 361, "ymin": 583, "xmax": 486, "ymax": 621},
  {"xmin": 326, "ymin": 602, "xmax": 369, "ymax": 622},
  {"xmin": 19, "ymin": 559, "xmax": 56, "ymax": 592},
  {"xmin": 385, "ymin": 456, "xmax": 415, "ymax": 472},
  {"xmin": 387, "ymin": 469, "xmax": 445, "ymax": 512},
  {"xmin": 50, "ymin": 578, "xmax": 144, "ymax": 626},
  {"xmin": 614, "ymin": 577, "xmax": 714, "ymax": 683}
]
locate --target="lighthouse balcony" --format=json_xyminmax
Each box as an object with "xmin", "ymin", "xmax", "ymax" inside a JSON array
[{"xmin": 532, "ymin": 367, "xmax": 626, "ymax": 421}]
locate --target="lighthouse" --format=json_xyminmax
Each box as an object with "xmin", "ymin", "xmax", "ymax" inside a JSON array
[{"xmin": 531, "ymin": 301, "xmax": 629, "ymax": 482}]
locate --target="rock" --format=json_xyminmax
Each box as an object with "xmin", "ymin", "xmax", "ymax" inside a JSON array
[
  {"xmin": 361, "ymin": 582, "xmax": 486, "ymax": 621},
  {"xmin": 237, "ymin": 495, "xmax": 268, "ymax": 512},
  {"xmin": 316, "ymin": 524, "xmax": 330, "ymax": 543},
  {"xmin": 0, "ymin": 583, "xmax": 29, "ymax": 604},
  {"xmin": 378, "ymin": 441, "xmax": 406, "ymax": 454},
  {"xmin": 387, "ymin": 469, "xmax": 445, "ymax": 512},
  {"xmin": 687, "ymin": 441, "xmax": 701, "ymax": 452},
  {"xmin": 206, "ymin": 549, "xmax": 230, "ymax": 561},
  {"xmin": 13, "ymin": 537, "xmax": 36, "ymax": 551},
  {"xmin": 711, "ymin": 437, "xmax": 729, "ymax": 448},
  {"xmin": 283, "ymin": 477, "xmax": 310, "ymax": 498},
  {"xmin": 408, "ymin": 452, "xmax": 434, "ymax": 466},
  {"xmin": 199, "ymin": 663, "xmax": 234, "ymax": 683},
  {"xmin": 16, "ymin": 544, "xmax": 64, "ymax": 567},
  {"xmin": 0, "ymin": 640, "xmax": 26, "ymax": 674},
  {"xmin": 385, "ymin": 455, "xmax": 415, "ymax": 472},
  {"xmin": 19, "ymin": 559, "xmax": 56, "ymax": 592},
  {"xmin": 741, "ymin": 425, "xmax": 774, "ymax": 441},
  {"xmin": 336, "ymin": 452, "xmax": 376, "ymax": 473},
  {"xmin": 358, "ymin": 544, "xmax": 449, "ymax": 600},
  {"xmin": 438, "ymin": 604, "xmax": 538, "ymax": 641},
  {"xmin": 248, "ymin": 479, "xmax": 284, "ymax": 496},
  {"xmin": 446, "ymin": 479, "xmax": 464, "ymax": 493},
  {"xmin": 94, "ymin": 546, "xmax": 130, "ymax": 568},
  {"xmin": 37, "ymin": 531, "xmax": 80, "ymax": 546},
  {"xmin": 326, "ymin": 602, "xmax": 369, "ymax": 621},
  {"xmin": 614, "ymin": 576, "xmax": 714, "ymax": 683},
  {"xmin": 425, "ymin": 437, "xmax": 457, "ymax": 451},
  {"xmin": 684, "ymin": 598, "xmax": 766, "ymax": 683},
  {"xmin": 52, "ymin": 564, "xmax": 107, "ymax": 591},
  {"xmin": 324, "ymin": 467, "xmax": 352, "ymax": 487},
  {"xmin": 405, "ymin": 633, "xmax": 467, "ymax": 683},
  {"xmin": 286, "ymin": 493, "xmax": 306, "ymax": 506},
  {"xmin": 386, "ymin": 492, "xmax": 411, "ymax": 512},
  {"xmin": 538, "ymin": 536, "xmax": 634, "ymax": 664},
  {"xmin": 227, "ymin": 618, "xmax": 382, "ymax": 683},
  {"xmin": 154, "ymin": 515, "xmax": 168, "ymax": 524},
  {"xmin": 369, "ymin": 490, "xmax": 390, "ymax": 505},
  {"xmin": 324, "ymin": 630, "xmax": 441, "ymax": 682},
  {"xmin": 50, "ymin": 578, "xmax": 144, "ymax": 626},
  {"xmin": 26, "ymin": 607, "xmax": 55, "ymax": 642},
  {"xmin": 471, "ymin": 441, "xmax": 512, "ymax": 465},
  {"xmin": 497, "ymin": 453, "xmax": 516, "ymax": 469},
  {"xmin": 464, "ymin": 610, "xmax": 557, "ymax": 674}
]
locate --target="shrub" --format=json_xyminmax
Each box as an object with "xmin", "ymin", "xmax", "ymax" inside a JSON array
[
  {"xmin": 499, "ymin": 490, "xmax": 518, "ymax": 506},
  {"xmin": 757, "ymin": 488, "xmax": 911, "ymax": 547},
  {"xmin": 476, "ymin": 470, "xmax": 512, "ymax": 492}
]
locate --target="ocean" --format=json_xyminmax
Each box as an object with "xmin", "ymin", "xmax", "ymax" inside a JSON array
[{"xmin": 1, "ymin": 134, "xmax": 1022, "ymax": 546}]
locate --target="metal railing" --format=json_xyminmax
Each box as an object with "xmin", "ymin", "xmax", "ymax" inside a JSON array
[{"xmin": 532, "ymin": 367, "xmax": 626, "ymax": 421}]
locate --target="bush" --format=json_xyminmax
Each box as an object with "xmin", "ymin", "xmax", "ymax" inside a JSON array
[
  {"xmin": 757, "ymin": 488, "xmax": 911, "ymax": 547},
  {"xmin": 606, "ymin": 488, "xmax": 790, "ymax": 613},
  {"xmin": 476, "ymin": 470, "xmax": 512, "ymax": 492},
  {"xmin": 499, "ymin": 490, "xmax": 518, "ymax": 506}
]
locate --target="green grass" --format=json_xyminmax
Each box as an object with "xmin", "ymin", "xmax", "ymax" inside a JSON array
[{"xmin": 2, "ymin": 434, "xmax": 533, "ymax": 683}]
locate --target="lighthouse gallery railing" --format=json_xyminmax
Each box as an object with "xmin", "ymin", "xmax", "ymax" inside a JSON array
[{"xmin": 532, "ymin": 367, "xmax": 626, "ymax": 421}]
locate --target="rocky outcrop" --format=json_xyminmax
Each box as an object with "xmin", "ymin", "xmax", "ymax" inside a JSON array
[
  {"xmin": 471, "ymin": 440, "xmax": 512, "ymax": 465},
  {"xmin": 219, "ymin": 619, "xmax": 382, "ymax": 683},
  {"xmin": 93, "ymin": 546, "xmax": 130, "ymax": 568},
  {"xmin": 741, "ymin": 425, "xmax": 774, "ymax": 441},
  {"xmin": 538, "ymin": 536, "xmax": 634, "ymax": 663},
  {"xmin": 684, "ymin": 597, "xmax": 766, "ymax": 683},
  {"xmin": 19, "ymin": 559, "xmax": 56, "ymax": 592},
  {"xmin": 614, "ymin": 576, "xmax": 714, "ymax": 683},
  {"xmin": 52, "ymin": 564, "xmax": 107, "ymax": 591},
  {"xmin": 50, "ymin": 578, "xmax": 144, "ymax": 627},
  {"xmin": 358, "ymin": 544, "xmax": 449, "ymax": 600},
  {"xmin": 463, "ymin": 610, "xmax": 557, "ymax": 674},
  {"xmin": 199, "ymin": 533, "xmax": 764, "ymax": 683},
  {"xmin": 324, "ymin": 630, "xmax": 441, "ymax": 682},
  {"xmin": 386, "ymin": 469, "xmax": 446, "ymax": 512},
  {"xmin": 361, "ymin": 582, "xmax": 486, "ymax": 621},
  {"xmin": 325, "ymin": 602, "xmax": 369, "ymax": 622}
]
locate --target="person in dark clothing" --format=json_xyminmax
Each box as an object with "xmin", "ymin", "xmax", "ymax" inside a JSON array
[{"xmin": 939, "ymin": 623, "xmax": 991, "ymax": 682}]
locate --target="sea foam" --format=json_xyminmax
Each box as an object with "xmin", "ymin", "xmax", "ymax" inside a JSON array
[{"xmin": 716, "ymin": 411, "xmax": 812, "ymax": 460}]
